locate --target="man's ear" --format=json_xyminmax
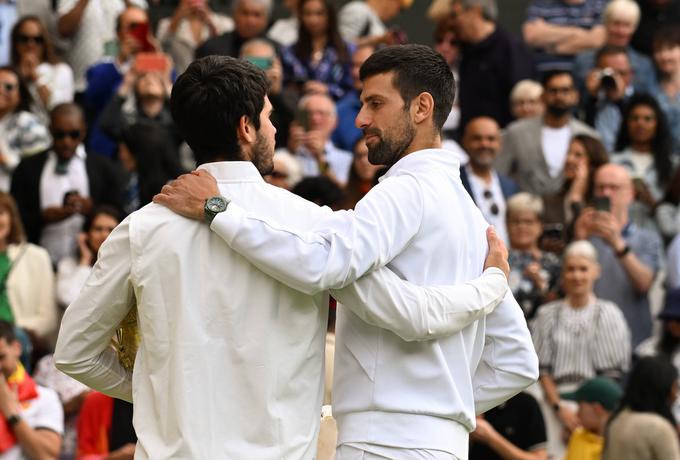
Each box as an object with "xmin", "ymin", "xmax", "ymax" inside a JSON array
[
  {"xmin": 236, "ymin": 115, "xmax": 256, "ymax": 145},
  {"xmin": 413, "ymin": 92, "xmax": 435, "ymax": 124}
]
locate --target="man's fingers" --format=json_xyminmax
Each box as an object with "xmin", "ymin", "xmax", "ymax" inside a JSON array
[{"xmin": 153, "ymin": 193, "xmax": 169, "ymax": 205}]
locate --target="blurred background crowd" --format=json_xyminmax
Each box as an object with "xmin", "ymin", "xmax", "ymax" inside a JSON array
[{"xmin": 0, "ymin": 0, "xmax": 678, "ymax": 459}]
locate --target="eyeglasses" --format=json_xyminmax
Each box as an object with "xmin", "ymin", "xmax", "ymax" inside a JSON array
[
  {"xmin": 16, "ymin": 34, "xmax": 45, "ymax": 45},
  {"xmin": 0, "ymin": 82, "xmax": 17, "ymax": 93},
  {"xmin": 52, "ymin": 130, "xmax": 81, "ymax": 140},
  {"xmin": 483, "ymin": 190, "xmax": 499, "ymax": 216}
]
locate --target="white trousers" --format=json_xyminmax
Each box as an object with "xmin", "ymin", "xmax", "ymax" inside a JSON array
[{"xmin": 335, "ymin": 443, "xmax": 459, "ymax": 460}]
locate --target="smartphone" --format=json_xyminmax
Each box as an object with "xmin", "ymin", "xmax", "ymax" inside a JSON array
[
  {"xmin": 134, "ymin": 53, "xmax": 168, "ymax": 73},
  {"xmin": 295, "ymin": 107, "xmax": 310, "ymax": 131},
  {"xmin": 593, "ymin": 196, "xmax": 611, "ymax": 212},
  {"xmin": 244, "ymin": 56, "xmax": 273, "ymax": 70},
  {"xmin": 129, "ymin": 21, "xmax": 155, "ymax": 53},
  {"xmin": 63, "ymin": 190, "xmax": 79, "ymax": 207}
]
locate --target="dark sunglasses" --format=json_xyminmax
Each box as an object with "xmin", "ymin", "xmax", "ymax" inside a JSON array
[
  {"xmin": 52, "ymin": 130, "xmax": 81, "ymax": 140},
  {"xmin": 483, "ymin": 190, "xmax": 499, "ymax": 216},
  {"xmin": 16, "ymin": 34, "xmax": 45, "ymax": 45},
  {"xmin": 0, "ymin": 83, "xmax": 17, "ymax": 92}
]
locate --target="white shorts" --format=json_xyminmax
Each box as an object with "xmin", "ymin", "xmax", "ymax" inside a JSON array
[{"xmin": 335, "ymin": 443, "xmax": 459, "ymax": 460}]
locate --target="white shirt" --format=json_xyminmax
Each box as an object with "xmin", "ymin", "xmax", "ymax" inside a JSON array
[
  {"xmin": 30, "ymin": 62, "xmax": 75, "ymax": 123},
  {"xmin": 210, "ymin": 150, "xmax": 539, "ymax": 458},
  {"xmin": 0, "ymin": 385, "xmax": 64, "ymax": 460},
  {"xmin": 55, "ymin": 161, "xmax": 510, "ymax": 459},
  {"xmin": 267, "ymin": 16, "xmax": 299, "ymax": 47},
  {"xmin": 541, "ymin": 124, "xmax": 572, "ymax": 178},
  {"xmin": 338, "ymin": 1, "xmax": 386, "ymax": 42},
  {"xmin": 465, "ymin": 165, "xmax": 509, "ymax": 245},
  {"xmin": 39, "ymin": 145, "xmax": 89, "ymax": 264}
]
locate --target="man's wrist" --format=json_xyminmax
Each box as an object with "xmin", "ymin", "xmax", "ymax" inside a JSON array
[
  {"xmin": 6, "ymin": 412, "xmax": 21, "ymax": 428},
  {"xmin": 204, "ymin": 196, "xmax": 229, "ymax": 225}
]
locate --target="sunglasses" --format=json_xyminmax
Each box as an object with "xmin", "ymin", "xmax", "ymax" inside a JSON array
[
  {"xmin": 0, "ymin": 83, "xmax": 17, "ymax": 93},
  {"xmin": 52, "ymin": 130, "xmax": 81, "ymax": 140},
  {"xmin": 16, "ymin": 34, "xmax": 45, "ymax": 45},
  {"xmin": 483, "ymin": 190, "xmax": 499, "ymax": 216}
]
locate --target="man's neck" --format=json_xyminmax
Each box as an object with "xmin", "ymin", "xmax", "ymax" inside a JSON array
[
  {"xmin": 468, "ymin": 162, "xmax": 493, "ymax": 182},
  {"xmin": 543, "ymin": 113, "xmax": 570, "ymax": 128},
  {"xmin": 400, "ymin": 130, "xmax": 442, "ymax": 159}
]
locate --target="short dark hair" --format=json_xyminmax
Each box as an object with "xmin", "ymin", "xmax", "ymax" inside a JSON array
[
  {"xmin": 541, "ymin": 69, "xmax": 574, "ymax": 88},
  {"xmin": 595, "ymin": 44, "xmax": 629, "ymax": 64},
  {"xmin": 653, "ymin": 25, "xmax": 680, "ymax": 51},
  {"xmin": 170, "ymin": 56, "xmax": 269, "ymax": 165},
  {"xmin": 0, "ymin": 321, "xmax": 17, "ymax": 344},
  {"xmin": 359, "ymin": 44, "xmax": 455, "ymax": 132}
]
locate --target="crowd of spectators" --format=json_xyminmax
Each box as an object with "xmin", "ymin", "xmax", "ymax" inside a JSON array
[{"xmin": 0, "ymin": 0, "xmax": 678, "ymax": 458}]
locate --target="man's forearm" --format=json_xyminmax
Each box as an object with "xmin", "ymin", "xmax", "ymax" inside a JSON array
[
  {"xmin": 13, "ymin": 421, "xmax": 61, "ymax": 460},
  {"xmin": 554, "ymin": 25, "xmax": 605, "ymax": 54},
  {"xmin": 58, "ymin": 0, "xmax": 89, "ymax": 37},
  {"xmin": 618, "ymin": 251, "xmax": 655, "ymax": 293},
  {"xmin": 523, "ymin": 21, "xmax": 583, "ymax": 48},
  {"xmin": 486, "ymin": 432, "xmax": 547, "ymax": 460},
  {"xmin": 332, "ymin": 267, "xmax": 508, "ymax": 341}
]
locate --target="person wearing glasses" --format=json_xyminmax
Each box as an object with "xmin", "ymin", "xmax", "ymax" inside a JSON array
[
  {"xmin": 496, "ymin": 70, "xmax": 599, "ymax": 197},
  {"xmin": 10, "ymin": 103, "xmax": 124, "ymax": 265},
  {"xmin": 506, "ymin": 192, "xmax": 561, "ymax": 320},
  {"xmin": 0, "ymin": 66, "xmax": 50, "ymax": 193},
  {"xmin": 9, "ymin": 16, "xmax": 74, "ymax": 124},
  {"xmin": 459, "ymin": 116, "xmax": 518, "ymax": 246}
]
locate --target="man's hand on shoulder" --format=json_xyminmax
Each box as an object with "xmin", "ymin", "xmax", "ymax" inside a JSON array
[
  {"xmin": 484, "ymin": 227, "xmax": 509, "ymax": 279},
  {"xmin": 153, "ymin": 170, "xmax": 219, "ymax": 221}
]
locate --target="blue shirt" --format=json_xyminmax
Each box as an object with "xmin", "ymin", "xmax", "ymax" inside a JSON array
[
  {"xmin": 591, "ymin": 223, "xmax": 663, "ymax": 348},
  {"xmin": 332, "ymin": 90, "xmax": 362, "ymax": 152}
]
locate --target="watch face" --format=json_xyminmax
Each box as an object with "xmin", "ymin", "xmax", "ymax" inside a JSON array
[{"xmin": 207, "ymin": 197, "xmax": 227, "ymax": 213}]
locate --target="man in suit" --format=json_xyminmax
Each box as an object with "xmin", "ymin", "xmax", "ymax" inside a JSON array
[
  {"xmin": 11, "ymin": 103, "xmax": 124, "ymax": 264},
  {"xmin": 460, "ymin": 116, "xmax": 518, "ymax": 244},
  {"xmin": 195, "ymin": 0, "xmax": 270, "ymax": 59},
  {"xmin": 495, "ymin": 69, "xmax": 599, "ymax": 197}
]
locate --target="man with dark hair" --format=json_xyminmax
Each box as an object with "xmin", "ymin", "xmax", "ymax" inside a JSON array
[
  {"xmin": 496, "ymin": 70, "xmax": 599, "ymax": 196},
  {"xmin": 581, "ymin": 45, "xmax": 636, "ymax": 151},
  {"xmin": 156, "ymin": 45, "xmax": 538, "ymax": 459},
  {"xmin": 56, "ymin": 54, "xmax": 515, "ymax": 458},
  {"xmin": 11, "ymin": 103, "xmax": 124, "ymax": 265},
  {"xmin": 0, "ymin": 321, "xmax": 63, "ymax": 459}
]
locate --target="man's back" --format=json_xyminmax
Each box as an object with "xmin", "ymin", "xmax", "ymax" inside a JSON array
[{"xmin": 63, "ymin": 162, "xmax": 330, "ymax": 459}]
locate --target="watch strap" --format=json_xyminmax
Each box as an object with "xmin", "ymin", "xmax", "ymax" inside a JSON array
[{"xmin": 7, "ymin": 413, "xmax": 21, "ymax": 427}]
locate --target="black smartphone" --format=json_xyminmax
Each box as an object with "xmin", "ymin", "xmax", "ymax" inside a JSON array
[
  {"xmin": 295, "ymin": 107, "xmax": 310, "ymax": 131},
  {"xmin": 593, "ymin": 196, "xmax": 611, "ymax": 212},
  {"xmin": 63, "ymin": 190, "xmax": 79, "ymax": 206}
]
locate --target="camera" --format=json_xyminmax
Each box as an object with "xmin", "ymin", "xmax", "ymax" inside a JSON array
[{"xmin": 599, "ymin": 68, "xmax": 617, "ymax": 91}]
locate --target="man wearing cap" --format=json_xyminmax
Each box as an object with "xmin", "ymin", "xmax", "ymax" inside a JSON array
[{"xmin": 562, "ymin": 377, "xmax": 623, "ymax": 460}]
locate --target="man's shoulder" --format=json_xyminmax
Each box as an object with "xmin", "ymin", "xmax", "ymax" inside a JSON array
[
  {"xmin": 340, "ymin": 1, "xmax": 370, "ymax": 14},
  {"xmin": 570, "ymin": 118, "xmax": 599, "ymax": 138},
  {"xmin": 505, "ymin": 116, "xmax": 541, "ymax": 134}
]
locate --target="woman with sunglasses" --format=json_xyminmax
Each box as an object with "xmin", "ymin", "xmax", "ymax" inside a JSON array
[
  {"xmin": 10, "ymin": 16, "xmax": 74, "ymax": 123},
  {"xmin": 0, "ymin": 65, "xmax": 51, "ymax": 192}
]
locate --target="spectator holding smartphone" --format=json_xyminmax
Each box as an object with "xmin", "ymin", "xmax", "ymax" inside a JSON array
[
  {"xmin": 82, "ymin": 5, "xmax": 169, "ymax": 159},
  {"xmin": 10, "ymin": 103, "xmax": 124, "ymax": 266},
  {"xmin": 573, "ymin": 163, "xmax": 664, "ymax": 348}
]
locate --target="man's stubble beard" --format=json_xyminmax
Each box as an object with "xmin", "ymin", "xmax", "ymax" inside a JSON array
[
  {"xmin": 365, "ymin": 112, "xmax": 416, "ymax": 168},
  {"xmin": 251, "ymin": 131, "xmax": 274, "ymax": 176}
]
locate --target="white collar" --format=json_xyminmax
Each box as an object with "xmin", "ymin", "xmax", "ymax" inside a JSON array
[{"xmin": 198, "ymin": 161, "xmax": 265, "ymax": 183}]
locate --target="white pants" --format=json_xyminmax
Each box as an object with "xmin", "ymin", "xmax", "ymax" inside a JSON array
[{"xmin": 335, "ymin": 443, "xmax": 459, "ymax": 460}]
